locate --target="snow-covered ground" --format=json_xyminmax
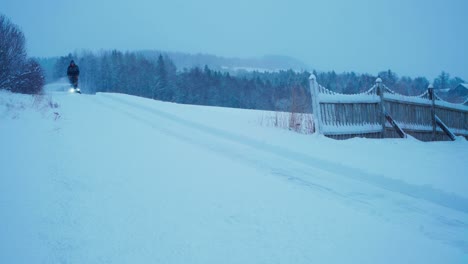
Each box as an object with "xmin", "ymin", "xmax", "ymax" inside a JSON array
[{"xmin": 1, "ymin": 86, "xmax": 467, "ymax": 263}]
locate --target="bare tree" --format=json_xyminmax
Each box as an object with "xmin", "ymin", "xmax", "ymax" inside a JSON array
[
  {"xmin": 0, "ymin": 14, "xmax": 27, "ymax": 91},
  {"xmin": 12, "ymin": 59, "xmax": 45, "ymax": 94}
]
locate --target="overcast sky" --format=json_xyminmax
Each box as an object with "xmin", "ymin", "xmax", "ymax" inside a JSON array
[{"xmin": 2, "ymin": 0, "xmax": 467, "ymax": 80}]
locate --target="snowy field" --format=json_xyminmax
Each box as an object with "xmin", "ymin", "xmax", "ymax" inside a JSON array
[{"xmin": 1, "ymin": 85, "xmax": 467, "ymax": 263}]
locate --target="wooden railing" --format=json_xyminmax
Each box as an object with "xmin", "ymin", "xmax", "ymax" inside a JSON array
[{"xmin": 309, "ymin": 75, "xmax": 468, "ymax": 141}]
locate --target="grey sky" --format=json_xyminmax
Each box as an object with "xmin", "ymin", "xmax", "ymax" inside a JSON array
[{"xmin": 2, "ymin": 0, "xmax": 467, "ymax": 80}]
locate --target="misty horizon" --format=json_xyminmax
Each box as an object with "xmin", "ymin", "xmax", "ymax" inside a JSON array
[{"xmin": 33, "ymin": 48, "xmax": 464, "ymax": 82}]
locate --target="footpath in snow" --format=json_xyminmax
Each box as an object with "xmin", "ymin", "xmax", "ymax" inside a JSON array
[{"xmin": 0, "ymin": 87, "xmax": 467, "ymax": 263}]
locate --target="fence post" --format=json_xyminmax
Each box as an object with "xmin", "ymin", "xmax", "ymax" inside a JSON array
[
  {"xmin": 376, "ymin": 78, "xmax": 385, "ymax": 138},
  {"xmin": 309, "ymin": 74, "xmax": 322, "ymax": 134},
  {"xmin": 428, "ymin": 84, "xmax": 436, "ymax": 141}
]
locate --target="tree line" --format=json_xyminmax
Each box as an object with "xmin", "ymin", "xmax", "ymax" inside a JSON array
[
  {"xmin": 0, "ymin": 14, "xmax": 44, "ymax": 94},
  {"xmin": 53, "ymin": 51, "xmax": 311, "ymax": 112},
  {"xmin": 53, "ymin": 50, "xmax": 466, "ymax": 113}
]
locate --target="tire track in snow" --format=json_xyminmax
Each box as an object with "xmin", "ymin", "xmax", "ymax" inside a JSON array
[
  {"xmin": 91, "ymin": 93, "xmax": 468, "ymax": 253},
  {"xmin": 96, "ymin": 93, "xmax": 468, "ymax": 215}
]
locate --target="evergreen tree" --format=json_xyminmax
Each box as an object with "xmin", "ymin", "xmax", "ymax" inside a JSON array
[
  {"xmin": 378, "ymin": 69, "xmax": 398, "ymax": 88},
  {"xmin": 434, "ymin": 71, "xmax": 450, "ymax": 90},
  {"xmin": 154, "ymin": 54, "xmax": 168, "ymax": 100}
]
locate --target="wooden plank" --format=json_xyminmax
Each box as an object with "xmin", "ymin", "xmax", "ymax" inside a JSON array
[
  {"xmin": 435, "ymin": 115, "xmax": 456, "ymax": 141},
  {"xmin": 384, "ymin": 111, "xmax": 407, "ymax": 138},
  {"xmin": 383, "ymin": 97, "xmax": 432, "ymax": 107},
  {"xmin": 434, "ymin": 102, "xmax": 468, "ymax": 113}
]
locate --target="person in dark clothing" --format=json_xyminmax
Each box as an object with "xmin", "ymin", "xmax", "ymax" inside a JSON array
[{"xmin": 67, "ymin": 60, "xmax": 80, "ymax": 89}]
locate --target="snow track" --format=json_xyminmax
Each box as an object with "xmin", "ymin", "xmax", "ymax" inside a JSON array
[
  {"xmin": 98, "ymin": 93, "xmax": 468, "ymax": 212},
  {"xmin": 94, "ymin": 93, "xmax": 468, "ymax": 253}
]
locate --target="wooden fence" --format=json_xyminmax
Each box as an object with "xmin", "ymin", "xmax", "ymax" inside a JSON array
[{"xmin": 309, "ymin": 75, "xmax": 468, "ymax": 141}]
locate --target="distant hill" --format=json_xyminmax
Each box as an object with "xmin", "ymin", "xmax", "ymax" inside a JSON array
[
  {"xmin": 36, "ymin": 51, "xmax": 310, "ymax": 83},
  {"xmin": 138, "ymin": 50, "xmax": 310, "ymax": 73}
]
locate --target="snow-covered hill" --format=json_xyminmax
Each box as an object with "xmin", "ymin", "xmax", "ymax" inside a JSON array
[{"xmin": 1, "ymin": 87, "xmax": 467, "ymax": 263}]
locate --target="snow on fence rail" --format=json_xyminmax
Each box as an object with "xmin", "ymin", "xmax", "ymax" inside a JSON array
[{"xmin": 309, "ymin": 75, "xmax": 468, "ymax": 141}]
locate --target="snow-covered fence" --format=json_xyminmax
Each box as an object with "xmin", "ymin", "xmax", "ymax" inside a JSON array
[
  {"xmin": 309, "ymin": 75, "xmax": 383, "ymax": 139},
  {"xmin": 309, "ymin": 74, "xmax": 468, "ymax": 141}
]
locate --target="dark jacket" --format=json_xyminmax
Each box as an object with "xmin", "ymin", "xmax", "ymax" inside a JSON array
[{"xmin": 67, "ymin": 64, "xmax": 80, "ymax": 77}]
